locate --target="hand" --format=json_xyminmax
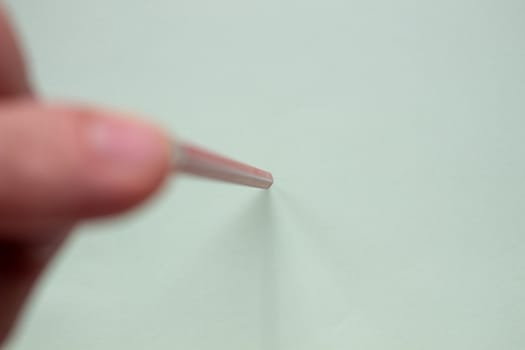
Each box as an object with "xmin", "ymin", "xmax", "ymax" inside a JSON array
[{"xmin": 0, "ymin": 5, "xmax": 171, "ymax": 345}]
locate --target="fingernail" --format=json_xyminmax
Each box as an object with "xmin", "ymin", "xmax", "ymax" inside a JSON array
[{"xmin": 87, "ymin": 116, "xmax": 165, "ymax": 168}]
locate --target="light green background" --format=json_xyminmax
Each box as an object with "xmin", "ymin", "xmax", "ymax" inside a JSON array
[{"xmin": 6, "ymin": 0, "xmax": 525, "ymax": 349}]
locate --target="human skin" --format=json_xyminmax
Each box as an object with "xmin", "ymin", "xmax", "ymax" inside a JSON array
[{"xmin": 0, "ymin": 4, "xmax": 172, "ymax": 345}]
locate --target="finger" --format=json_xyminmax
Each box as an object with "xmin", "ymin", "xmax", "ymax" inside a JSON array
[
  {"xmin": 0, "ymin": 3, "xmax": 31, "ymax": 97},
  {"xmin": 0, "ymin": 98, "xmax": 172, "ymax": 239},
  {"xmin": 0, "ymin": 228, "xmax": 70, "ymax": 346}
]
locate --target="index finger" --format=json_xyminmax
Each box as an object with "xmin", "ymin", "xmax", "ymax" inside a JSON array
[{"xmin": 0, "ymin": 3, "xmax": 31, "ymax": 97}]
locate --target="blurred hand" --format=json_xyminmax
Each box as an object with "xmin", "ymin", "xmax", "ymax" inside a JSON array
[{"xmin": 0, "ymin": 5, "xmax": 171, "ymax": 345}]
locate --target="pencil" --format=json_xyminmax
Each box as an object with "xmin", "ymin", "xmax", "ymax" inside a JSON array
[{"xmin": 173, "ymin": 142, "xmax": 273, "ymax": 189}]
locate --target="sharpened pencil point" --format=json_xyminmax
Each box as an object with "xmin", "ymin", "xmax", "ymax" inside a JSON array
[{"xmin": 173, "ymin": 142, "xmax": 273, "ymax": 189}]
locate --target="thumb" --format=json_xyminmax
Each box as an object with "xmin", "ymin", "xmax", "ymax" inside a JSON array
[{"xmin": 0, "ymin": 99, "xmax": 172, "ymax": 238}]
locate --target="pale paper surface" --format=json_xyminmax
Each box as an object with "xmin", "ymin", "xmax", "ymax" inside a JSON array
[{"xmin": 6, "ymin": 0, "xmax": 525, "ymax": 349}]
